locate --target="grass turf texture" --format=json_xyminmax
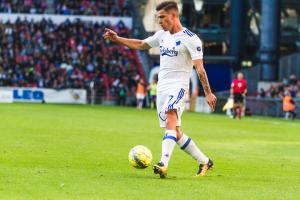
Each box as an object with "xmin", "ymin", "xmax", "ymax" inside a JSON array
[{"xmin": 0, "ymin": 103, "xmax": 299, "ymax": 200}]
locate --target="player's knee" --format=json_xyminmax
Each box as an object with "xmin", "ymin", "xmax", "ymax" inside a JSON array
[
  {"xmin": 176, "ymin": 127, "xmax": 182, "ymax": 139},
  {"xmin": 165, "ymin": 110, "xmax": 177, "ymax": 130},
  {"xmin": 165, "ymin": 119, "xmax": 176, "ymax": 130}
]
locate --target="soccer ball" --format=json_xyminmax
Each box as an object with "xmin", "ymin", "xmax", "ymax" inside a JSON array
[{"xmin": 128, "ymin": 145, "xmax": 153, "ymax": 169}]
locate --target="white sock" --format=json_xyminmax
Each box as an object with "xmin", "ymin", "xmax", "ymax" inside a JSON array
[
  {"xmin": 160, "ymin": 130, "xmax": 177, "ymax": 167},
  {"xmin": 177, "ymin": 133, "xmax": 209, "ymax": 165}
]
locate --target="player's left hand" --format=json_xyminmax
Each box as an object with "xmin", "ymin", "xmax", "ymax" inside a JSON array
[{"xmin": 206, "ymin": 93, "xmax": 217, "ymax": 112}]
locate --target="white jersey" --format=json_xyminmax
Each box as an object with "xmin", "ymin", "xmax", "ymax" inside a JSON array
[{"xmin": 144, "ymin": 28, "xmax": 203, "ymax": 91}]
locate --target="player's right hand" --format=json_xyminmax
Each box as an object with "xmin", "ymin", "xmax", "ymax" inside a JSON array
[
  {"xmin": 206, "ymin": 93, "xmax": 217, "ymax": 112},
  {"xmin": 103, "ymin": 28, "xmax": 118, "ymax": 42}
]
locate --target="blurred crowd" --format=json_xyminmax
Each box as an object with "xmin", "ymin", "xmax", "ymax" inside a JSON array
[
  {"xmin": 0, "ymin": 0, "xmax": 130, "ymax": 16},
  {"xmin": 0, "ymin": 0, "xmax": 47, "ymax": 14},
  {"xmin": 54, "ymin": 0, "xmax": 130, "ymax": 16},
  {"xmin": 0, "ymin": 18, "xmax": 142, "ymax": 99},
  {"xmin": 258, "ymin": 74, "xmax": 300, "ymax": 99}
]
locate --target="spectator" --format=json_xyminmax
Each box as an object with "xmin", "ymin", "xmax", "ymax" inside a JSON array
[
  {"xmin": 259, "ymin": 88, "xmax": 266, "ymax": 98},
  {"xmin": 289, "ymin": 74, "xmax": 297, "ymax": 86},
  {"xmin": 117, "ymin": 83, "xmax": 127, "ymax": 106}
]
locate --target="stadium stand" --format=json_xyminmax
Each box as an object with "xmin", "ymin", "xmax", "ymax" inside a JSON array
[
  {"xmin": 0, "ymin": 0, "xmax": 48, "ymax": 14},
  {"xmin": 0, "ymin": 0, "xmax": 142, "ymax": 104},
  {"xmin": 0, "ymin": 0, "xmax": 131, "ymax": 16},
  {"xmin": 258, "ymin": 75, "xmax": 300, "ymax": 98},
  {"xmin": 0, "ymin": 19, "xmax": 141, "ymax": 99},
  {"xmin": 54, "ymin": 0, "xmax": 131, "ymax": 16}
]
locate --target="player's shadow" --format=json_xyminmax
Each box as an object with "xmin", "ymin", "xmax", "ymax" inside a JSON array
[{"xmin": 128, "ymin": 173, "xmax": 221, "ymax": 181}]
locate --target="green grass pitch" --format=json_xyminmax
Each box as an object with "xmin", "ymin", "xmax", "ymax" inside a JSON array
[{"xmin": 0, "ymin": 103, "xmax": 299, "ymax": 200}]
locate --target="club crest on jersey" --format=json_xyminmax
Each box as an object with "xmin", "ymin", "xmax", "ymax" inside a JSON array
[
  {"xmin": 197, "ymin": 46, "xmax": 201, "ymax": 52},
  {"xmin": 160, "ymin": 46, "xmax": 178, "ymax": 57}
]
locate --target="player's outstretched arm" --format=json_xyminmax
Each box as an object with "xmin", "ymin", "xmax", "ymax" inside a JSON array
[
  {"xmin": 193, "ymin": 59, "xmax": 217, "ymax": 111},
  {"xmin": 103, "ymin": 28, "xmax": 151, "ymax": 50}
]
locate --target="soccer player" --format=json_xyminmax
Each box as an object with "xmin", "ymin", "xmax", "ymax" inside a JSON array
[
  {"xmin": 230, "ymin": 72, "xmax": 247, "ymax": 119},
  {"xmin": 104, "ymin": 1, "xmax": 217, "ymax": 178}
]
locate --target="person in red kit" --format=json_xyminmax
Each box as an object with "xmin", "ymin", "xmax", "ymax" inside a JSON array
[{"xmin": 230, "ymin": 72, "xmax": 247, "ymax": 119}]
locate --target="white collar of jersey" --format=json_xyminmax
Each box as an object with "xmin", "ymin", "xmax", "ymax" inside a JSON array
[{"xmin": 168, "ymin": 28, "xmax": 185, "ymax": 36}]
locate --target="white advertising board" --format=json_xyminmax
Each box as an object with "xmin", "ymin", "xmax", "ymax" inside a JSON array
[
  {"xmin": 194, "ymin": 97, "xmax": 212, "ymax": 113},
  {"xmin": 0, "ymin": 87, "xmax": 87, "ymax": 104},
  {"xmin": 0, "ymin": 90, "xmax": 13, "ymax": 103}
]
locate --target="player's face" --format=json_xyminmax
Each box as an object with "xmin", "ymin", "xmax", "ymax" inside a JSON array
[
  {"xmin": 157, "ymin": 10, "xmax": 175, "ymax": 31},
  {"xmin": 238, "ymin": 73, "xmax": 244, "ymax": 80}
]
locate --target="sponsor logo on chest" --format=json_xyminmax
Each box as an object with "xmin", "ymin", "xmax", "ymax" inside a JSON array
[{"xmin": 160, "ymin": 46, "xmax": 178, "ymax": 57}]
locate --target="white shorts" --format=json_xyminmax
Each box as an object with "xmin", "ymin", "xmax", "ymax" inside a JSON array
[
  {"xmin": 157, "ymin": 87, "xmax": 188, "ymax": 128},
  {"xmin": 136, "ymin": 93, "xmax": 145, "ymax": 100}
]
